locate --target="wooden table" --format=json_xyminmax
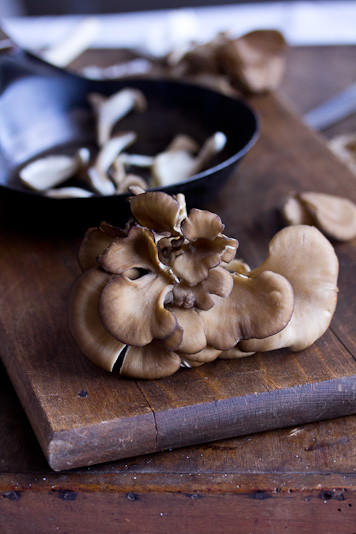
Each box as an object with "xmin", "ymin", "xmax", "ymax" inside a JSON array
[{"xmin": 1, "ymin": 44, "xmax": 356, "ymax": 533}]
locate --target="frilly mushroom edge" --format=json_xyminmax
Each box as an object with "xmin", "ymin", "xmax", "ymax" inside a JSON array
[{"xmin": 68, "ymin": 191, "xmax": 339, "ymax": 379}]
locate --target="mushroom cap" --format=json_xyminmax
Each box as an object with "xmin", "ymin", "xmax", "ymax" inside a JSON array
[
  {"xmin": 165, "ymin": 305, "xmax": 207, "ymax": 355},
  {"xmin": 130, "ymin": 191, "xmax": 186, "ymax": 236},
  {"xmin": 98, "ymin": 225, "xmax": 169, "ymax": 276},
  {"xmin": 99, "ymin": 272, "xmax": 177, "ymax": 347},
  {"xmin": 283, "ymin": 191, "xmax": 356, "ymax": 242},
  {"xmin": 68, "ymin": 267, "xmax": 126, "ymax": 372},
  {"xmin": 199, "ymin": 270, "xmax": 294, "ymax": 351},
  {"xmin": 219, "ymin": 29, "xmax": 288, "ymax": 94},
  {"xmin": 120, "ymin": 340, "xmax": 181, "ymax": 379},
  {"xmin": 180, "ymin": 345, "xmax": 222, "ymax": 364},
  {"xmin": 173, "ymin": 208, "xmax": 238, "ymax": 286},
  {"xmin": 239, "ymin": 225, "xmax": 339, "ymax": 353},
  {"xmin": 78, "ymin": 222, "xmax": 128, "ymax": 271},
  {"xmin": 173, "ymin": 266, "xmax": 233, "ymax": 310}
]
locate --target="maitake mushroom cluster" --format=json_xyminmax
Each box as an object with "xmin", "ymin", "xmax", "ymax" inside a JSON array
[{"xmin": 69, "ymin": 189, "xmax": 339, "ymax": 379}]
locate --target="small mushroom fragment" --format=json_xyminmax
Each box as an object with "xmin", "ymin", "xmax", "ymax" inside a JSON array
[
  {"xmin": 218, "ymin": 30, "xmax": 288, "ymax": 94},
  {"xmin": 19, "ymin": 148, "xmax": 90, "ymax": 192},
  {"xmin": 282, "ymin": 191, "xmax": 356, "ymax": 242},
  {"xmin": 45, "ymin": 186, "xmax": 94, "ymax": 198},
  {"xmin": 87, "ymin": 132, "xmax": 137, "ymax": 195},
  {"xmin": 152, "ymin": 131, "xmax": 226, "ymax": 187},
  {"xmin": 88, "ymin": 88, "xmax": 147, "ymax": 146},
  {"xmin": 110, "ymin": 152, "xmax": 150, "ymax": 193},
  {"xmin": 238, "ymin": 225, "xmax": 339, "ymax": 354}
]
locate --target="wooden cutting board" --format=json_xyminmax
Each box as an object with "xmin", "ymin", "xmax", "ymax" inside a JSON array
[{"xmin": 1, "ymin": 93, "xmax": 356, "ymax": 472}]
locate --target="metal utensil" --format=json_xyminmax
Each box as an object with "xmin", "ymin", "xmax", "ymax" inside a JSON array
[{"xmin": 303, "ymin": 81, "xmax": 356, "ymax": 131}]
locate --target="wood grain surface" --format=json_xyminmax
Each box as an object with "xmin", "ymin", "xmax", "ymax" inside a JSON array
[{"xmin": 1, "ymin": 87, "xmax": 356, "ymax": 471}]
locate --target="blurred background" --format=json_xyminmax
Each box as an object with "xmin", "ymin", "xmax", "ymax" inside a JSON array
[{"xmin": 0, "ymin": 0, "xmax": 322, "ymax": 16}]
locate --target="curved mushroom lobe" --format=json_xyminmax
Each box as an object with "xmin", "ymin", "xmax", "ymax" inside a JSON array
[
  {"xmin": 98, "ymin": 225, "xmax": 171, "ymax": 277},
  {"xmin": 68, "ymin": 267, "xmax": 126, "ymax": 372},
  {"xmin": 239, "ymin": 225, "xmax": 339, "ymax": 353},
  {"xmin": 199, "ymin": 270, "xmax": 294, "ymax": 352},
  {"xmin": 298, "ymin": 191, "xmax": 356, "ymax": 242},
  {"xmin": 78, "ymin": 222, "xmax": 129, "ymax": 272},
  {"xmin": 182, "ymin": 208, "xmax": 224, "ymax": 241},
  {"xmin": 165, "ymin": 305, "xmax": 207, "ymax": 355},
  {"xmin": 99, "ymin": 272, "xmax": 177, "ymax": 347},
  {"xmin": 173, "ymin": 235, "xmax": 238, "ymax": 287},
  {"xmin": 130, "ymin": 191, "xmax": 183, "ymax": 236},
  {"xmin": 120, "ymin": 340, "xmax": 181, "ymax": 379}
]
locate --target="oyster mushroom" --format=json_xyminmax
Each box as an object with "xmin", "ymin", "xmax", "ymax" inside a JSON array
[
  {"xmin": 282, "ymin": 191, "xmax": 356, "ymax": 242},
  {"xmin": 152, "ymin": 131, "xmax": 227, "ymax": 187},
  {"xmin": 88, "ymin": 88, "xmax": 147, "ymax": 146},
  {"xmin": 19, "ymin": 148, "xmax": 90, "ymax": 192},
  {"xmin": 238, "ymin": 225, "xmax": 339, "ymax": 353}
]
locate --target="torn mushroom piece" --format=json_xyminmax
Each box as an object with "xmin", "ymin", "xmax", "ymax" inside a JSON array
[
  {"xmin": 238, "ymin": 225, "xmax": 339, "ymax": 354},
  {"xmin": 152, "ymin": 131, "xmax": 227, "ymax": 187},
  {"xmin": 218, "ymin": 30, "xmax": 288, "ymax": 94},
  {"xmin": 88, "ymin": 88, "xmax": 147, "ymax": 147},
  {"xmin": 282, "ymin": 191, "xmax": 356, "ymax": 242},
  {"xmin": 45, "ymin": 186, "xmax": 94, "ymax": 198},
  {"xmin": 19, "ymin": 148, "xmax": 90, "ymax": 192},
  {"xmin": 86, "ymin": 132, "xmax": 137, "ymax": 195}
]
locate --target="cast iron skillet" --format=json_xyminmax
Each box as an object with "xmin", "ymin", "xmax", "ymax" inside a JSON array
[{"xmin": 0, "ymin": 46, "xmax": 259, "ymax": 233}]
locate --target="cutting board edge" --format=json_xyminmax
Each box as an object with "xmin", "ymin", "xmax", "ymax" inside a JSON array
[{"xmin": 46, "ymin": 374, "xmax": 356, "ymax": 471}]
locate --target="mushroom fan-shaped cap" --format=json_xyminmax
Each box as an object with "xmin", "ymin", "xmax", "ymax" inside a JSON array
[
  {"xmin": 239, "ymin": 225, "xmax": 339, "ymax": 353},
  {"xmin": 68, "ymin": 268, "xmax": 126, "ymax": 372},
  {"xmin": 199, "ymin": 269, "xmax": 294, "ymax": 352},
  {"xmin": 283, "ymin": 191, "xmax": 356, "ymax": 242}
]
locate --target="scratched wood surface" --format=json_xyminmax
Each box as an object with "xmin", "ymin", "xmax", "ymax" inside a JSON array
[
  {"xmin": 0, "ymin": 86, "xmax": 356, "ymax": 471},
  {"xmin": 1, "ymin": 44, "xmax": 356, "ymax": 534}
]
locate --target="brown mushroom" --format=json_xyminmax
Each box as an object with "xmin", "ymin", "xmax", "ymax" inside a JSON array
[
  {"xmin": 68, "ymin": 267, "xmax": 126, "ymax": 372},
  {"xmin": 120, "ymin": 340, "xmax": 181, "ymax": 379},
  {"xmin": 282, "ymin": 191, "xmax": 356, "ymax": 242},
  {"xmin": 199, "ymin": 270, "xmax": 294, "ymax": 352},
  {"xmin": 129, "ymin": 190, "xmax": 187, "ymax": 236},
  {"xmin": 77, "ymin": 221, "xmax": 129, "ymax": 272},
  {"xmin": 99, "ymin": 272, "xmax": 177, "ymax": 347},
  {"xmin": 172, "ymin": 208, "xmax": 238, "ymax": 286},
  {"xmin": 219, "ymin": 30, "xmax": 288, "ymax": 94},
  {"xmin": 238, "ymin": 225, "xmax": 339, "ymax": 353}
]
